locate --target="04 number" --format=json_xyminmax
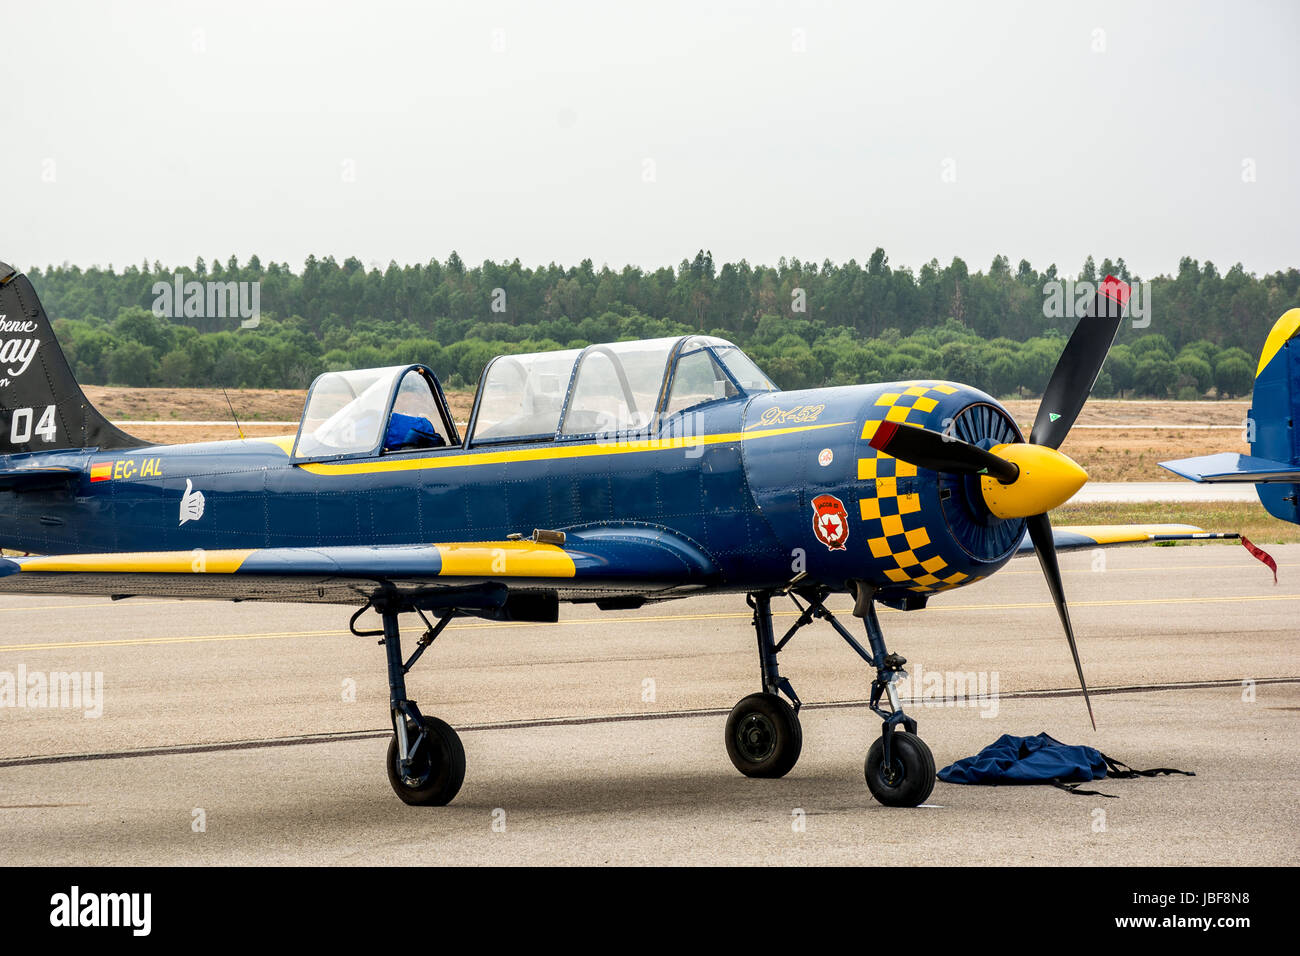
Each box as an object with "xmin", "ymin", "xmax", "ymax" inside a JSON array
[{"xmin": 10, "ymin": 404, "xmax": 57, "ymax": 443}]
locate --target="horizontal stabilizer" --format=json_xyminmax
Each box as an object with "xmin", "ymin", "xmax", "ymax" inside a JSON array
[{"xmin": 1159, "ymin": 452, "xmax": 1300, "ymax": 484}]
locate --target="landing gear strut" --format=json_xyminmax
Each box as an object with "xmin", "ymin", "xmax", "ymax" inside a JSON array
[
  {"xmin": 727, "ymin": 584, "xmax": 935, "ymax": 807},
  {"xmin": 353, "ymin": 598, "xmax": 465, "ymax": 806},
  {"xmin": 725, "ymin": 593, "xmax": 803, "ymax": 778},
  {"xmin": 854, "ymin": 589, "xmax": 935, "ymax": 807}
]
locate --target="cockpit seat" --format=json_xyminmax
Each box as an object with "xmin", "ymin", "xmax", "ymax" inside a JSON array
[{"xmin": 385, "ymin": 412, "xmax": 446, "ymax": 452}]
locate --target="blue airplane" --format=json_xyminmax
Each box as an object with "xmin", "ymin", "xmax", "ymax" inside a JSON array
[
  {"xmin": 1162, "ymin": 309, "xmax": 1300, "ymax": 540},
  {"xmin": 0, "ymin": 262, "xmax": 1234, "ymax": 807}
]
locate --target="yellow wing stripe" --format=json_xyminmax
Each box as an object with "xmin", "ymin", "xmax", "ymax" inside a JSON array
[
  {"xmin": 12, "ymin": 543, "xmax": 576, "ymax": 578},
  {"xmin": 16, "ymin": 550, "xmax": 256, "ymax": 574},
  {"xmin": 435, "ymin": 542, "xmax": 576, "ymax": 578},
  {"xmin": 1053, "ymin": 523, "xmax": 1206, "ymax": 545},
  {"xmin": 299, "ymin": 422, "xmax": 850, "ymax": 476}
]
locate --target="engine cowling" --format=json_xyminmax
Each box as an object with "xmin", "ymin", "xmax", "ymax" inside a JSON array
[{"xmin": 741, "ymin": 380, "xmax": 1029, "ymax": 606}]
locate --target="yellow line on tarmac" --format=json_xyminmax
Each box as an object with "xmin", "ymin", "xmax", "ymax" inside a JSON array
[
  {"xmin": 924, "ymin": 593, "xmax": 1300, "ymax": 612},
  {"xmin": 0, "ymin": 600, "xmax": 180, "ymax": 614},
  {"xmin": 0, "ymin": 628, "xmax": 342, "ymax": 653},
  {"xmin": 2, "ymin": 592, "xmax": 1295, "ymax": 654}
]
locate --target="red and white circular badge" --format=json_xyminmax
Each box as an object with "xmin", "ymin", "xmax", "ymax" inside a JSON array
[{"xmin": 811, "ymin": 493, "xmax": 850, "ymax": 551}]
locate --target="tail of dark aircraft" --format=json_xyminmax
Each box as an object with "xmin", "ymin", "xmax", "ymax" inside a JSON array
[
  {"xmin": 1248, "ymin": 309, "xmax": 1300, "ymax": 523},
  {"xmin": 0, "ymin": 261, "xmax": 143, "ymax": 454}
]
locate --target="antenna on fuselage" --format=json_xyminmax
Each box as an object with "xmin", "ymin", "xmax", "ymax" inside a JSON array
[{"xmin": 222, "ymin": 387, "xmax": 246, "ymax": 441}]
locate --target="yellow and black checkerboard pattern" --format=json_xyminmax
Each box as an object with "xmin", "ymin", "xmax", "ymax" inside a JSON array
[{"xmin": 857, "ymin": 382, "xmax": 972, "ymax": 593}]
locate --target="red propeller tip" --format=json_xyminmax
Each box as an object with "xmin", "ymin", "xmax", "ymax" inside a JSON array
[
  {"xmin": 1099, "ymin": 275, "xmax": 1130, "ymax": 307},
  {"xmin": 868, "ymin": 419, "xmax": 900, "ymax": 452}
]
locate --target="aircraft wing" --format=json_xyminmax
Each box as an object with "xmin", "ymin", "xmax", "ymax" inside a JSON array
[
  {"xmin": 1160, "ymin": 452, "xmax": 1300, "ymax": 483},
  {"xmin": 1015, "ymin": 523, "xmax": 1238, "ymax": 555},
  {"xmin": 0, "ymin": 527, "xmax": 719, "ymax": 610}
]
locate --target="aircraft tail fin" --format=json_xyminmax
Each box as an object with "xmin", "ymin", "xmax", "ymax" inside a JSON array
[
  {"xmin": 1248, "ymin": 308, "xmax": 1300, "ymax": 524},
  {"xmin": 0, "ymin": 261, "xmax": 144, "ymax": 455}
]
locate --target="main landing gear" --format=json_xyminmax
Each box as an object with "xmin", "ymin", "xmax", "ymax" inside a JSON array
[
  {"xmin": 352, "ymin": 597, "xmax": 465, "ymax": 806},
  {"xmin": 725, "ymin": 584, "xmax": 936, "ymax": 807}
]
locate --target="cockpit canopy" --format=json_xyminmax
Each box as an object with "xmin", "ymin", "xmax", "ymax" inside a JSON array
[
  {"xmin": 469, "ymin": 335, "xmax": 776, "ymax": 443},
  {"xmin": 292, "ymin": 336, "xmax": 776, "ymax": 460},
  {"xmin": 294, "ymin": 365, "xmax": 458, "ymax": 460}
]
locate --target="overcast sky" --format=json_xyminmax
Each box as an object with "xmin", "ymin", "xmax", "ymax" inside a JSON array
[{"xmin": 3, "ymin": 0, "xmax": 1297, "ymax": 278}]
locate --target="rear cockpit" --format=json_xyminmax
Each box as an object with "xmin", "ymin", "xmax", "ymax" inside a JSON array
[{"xmin": 293, "ymin": 365, "xmax": 459, "ymax": 461}]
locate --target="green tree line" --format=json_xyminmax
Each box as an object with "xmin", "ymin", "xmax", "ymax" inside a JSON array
[{"xmin": 26, "ymin": 250, "xmax": 1297, "ymax": 398}]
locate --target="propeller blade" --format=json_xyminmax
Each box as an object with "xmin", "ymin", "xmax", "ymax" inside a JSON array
[
  {"xmin": 1030, "ymin": 275, "xmax": 1131, "ymax": 449},
  {"xmin": 1026, "ymin": 511, "xmax": 1096, "ymax": 729},
  {"xmin": 869, "ymin": 420, "xmax": 1019, "ymax": 483}
]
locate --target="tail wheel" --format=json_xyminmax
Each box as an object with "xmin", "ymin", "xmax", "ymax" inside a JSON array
[
  {"xmin": 387, "ymin": 715, "xmax": 466, "ymax": 806},
  {"xmin": 725, "ymin": 692, "xmax": 802, "ymax": 778},
  {"xmin": 864, "ymin": 731, "xmax": 935, "ymax": 807}
]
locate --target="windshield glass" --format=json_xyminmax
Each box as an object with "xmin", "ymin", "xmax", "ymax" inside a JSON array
[
  {"xmin": 295, "ymin": 367, "xmax": 404, "ymax": 458},
  {"xmin": 665, "ymin": 347, "xmax": 739, "ymax": 415},
  {"xmin": 715, "ymin": 346, "xmax": 778, "ymax": 392},
  {"xmin": 472, "ymin": 349, "xmax": 581, "ymax": 441}
]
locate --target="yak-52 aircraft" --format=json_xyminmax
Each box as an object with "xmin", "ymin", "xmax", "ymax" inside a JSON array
[{"xmin": 0, "ymin": 262, "xmax": 1236, "ymax": 807}]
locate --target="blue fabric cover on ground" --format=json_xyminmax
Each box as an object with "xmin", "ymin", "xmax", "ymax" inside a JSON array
[{"xmin": 937, "ymin": 732, "xmax": 1108, "ymax": 785}]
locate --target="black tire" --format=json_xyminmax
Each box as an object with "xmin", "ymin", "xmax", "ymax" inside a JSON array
[
  {"xmin": 387, "ymin": 715, "xmax": 466, "ymax": 806},
  {"xmin": 864, "ymin": 731, "xmax": 935, "ymax": 807},
  {"xmin": 725, "ymin": 692, "xmax": 802, "ymax": 778}
]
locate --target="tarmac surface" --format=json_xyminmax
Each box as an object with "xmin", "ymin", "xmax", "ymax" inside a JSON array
[{"xmin": 0, "ymin": 543, "xmax": 1295, "ymax": 866}]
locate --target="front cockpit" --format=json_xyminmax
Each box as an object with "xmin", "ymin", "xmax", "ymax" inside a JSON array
[{"xmin": 467, "ymin": 335, "xmax": 777, "ymax": 445}]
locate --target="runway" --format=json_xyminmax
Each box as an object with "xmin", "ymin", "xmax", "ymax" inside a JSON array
[
  {"xmin": 0, "ymin": 543, "xmax": 1296, "ymax": 865},
  {"xmin": 1068, "ymin": 481, "xmax": 1260, "ymax": 503}
]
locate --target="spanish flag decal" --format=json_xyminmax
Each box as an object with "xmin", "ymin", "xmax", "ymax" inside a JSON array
[{"xmin": 89, "ymin": 461, "xmax": 112, "ymax": 483}]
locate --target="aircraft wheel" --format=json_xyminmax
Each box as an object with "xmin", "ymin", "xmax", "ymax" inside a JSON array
[
  {"xmin": 387, "ymin": 715, "xmax": 466, "ymax": 806},
  {"xmin": 725, "ymin": 692, "xmax": 802, "ymax": 778},
  {"xmin": 864, "ymin": 731, "xmax": 935, "ymax": 807}
]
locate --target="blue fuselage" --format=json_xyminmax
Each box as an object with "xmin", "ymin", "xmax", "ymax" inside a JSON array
[{"xmin": 0, "ymin": 381, "xmax": 1028, "ymax": 603}]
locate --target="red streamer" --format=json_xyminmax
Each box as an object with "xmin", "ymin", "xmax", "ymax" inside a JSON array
[{"xmin": 1240, "ymin": 535, "xmax": 1278, "ymax": 584}]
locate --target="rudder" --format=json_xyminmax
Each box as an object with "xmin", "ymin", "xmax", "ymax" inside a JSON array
[{"xmin": 0, "ymin": 261, "xmax": 144, "ymax": 454}]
